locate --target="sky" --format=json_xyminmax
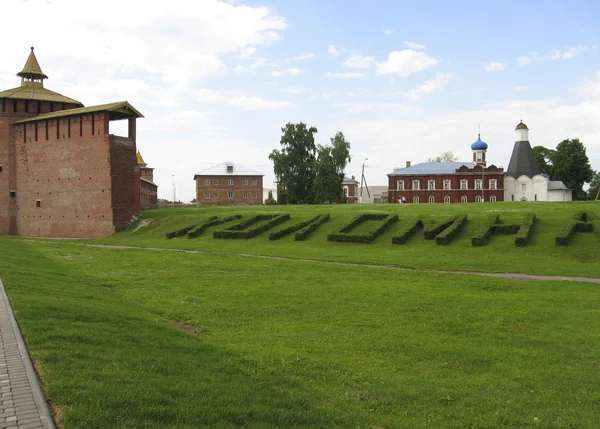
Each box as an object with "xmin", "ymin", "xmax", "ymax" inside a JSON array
[{"xmin": 1, "ymin": 0, "xmax": 599, "ymax": 202}]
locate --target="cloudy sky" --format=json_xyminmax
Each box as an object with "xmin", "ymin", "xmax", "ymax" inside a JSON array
[{"xmin": 2, "ymin": 0, "xmax": 599, "ymax": 201}]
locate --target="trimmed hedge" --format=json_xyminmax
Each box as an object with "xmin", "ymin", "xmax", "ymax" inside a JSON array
[
  {"xmin": 514, "ymin": 212, "xmax": 536, "ymax": 247},
  {"xmin": 213, "ymin": 214, "xmax": 290, "ymax": 239},
  {"xmin": 435, "ymin": 215, "xmax": 468, "ymax": 245},
  {"xmin": 392, "ymin": 217, "xmax": 424, "ymax": 245},
  {"xmin": 187, "ymin": 214, "xmax": 242, "ymax": 239},
  {"xmin": 269, "ymin": 214, "xmax": 328, "ymax": 241},
  {"xmin": 555, "ymin": 212, "xmax": 595, "ymax": 246},
  {"xmin": 328, "ymin": 213, "xmax": 398, "ymax": 244},
  {"xmin": 555, "ymin": 221, "xmax": 578, "ymax": 246},
  {"xmin": 295, "ymin": 214, "xmax": 331, "ymax": 241},
  {"xmin": 594, "ymin": 221, "xmax": 600, "ymax": 241},
  {"xmin": 424, "ymin": 217, "xmax": 456, "ymax": 240},
  {"xmin": 166, "ymin": 223, "xmax": 199, "ymax": 239},
  {"xmin": 471, "ymin": 214, "xmax": 500, "ymax": 247}
]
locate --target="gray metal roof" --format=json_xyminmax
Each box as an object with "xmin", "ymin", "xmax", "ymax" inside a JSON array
[
  {"xmin": 548, "ymin": 181, "xmax": 569, "ymax": 190},
  {"xmin": 505, "ymin": 141, "xmax": 542, "ymax": 178},
  {"xmin": 193, "ymin": 162, "xmax": 264, "ymax": 178},
  {"xmin": 388, "ymin": 162, "xmax": 477, "ymax": 176}
]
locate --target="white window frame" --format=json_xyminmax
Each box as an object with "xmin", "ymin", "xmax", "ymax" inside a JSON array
[
  {"xmin": 428, "ymin": 180, "xmax": 435, "ymax": 190},
  {"xmin": 461, "ymin": 195, "xmax": 468, "ymax": 203},
  {"xmin": 213, "ymin": 179, "xmax": 219, "ymax": 186},
  {"xmin": 460, "ymin": 179, "xmax": 468, "ymax": 190},
  {"xmin": 443, "ymin": 179, "xmax": 451, "ymax": 190},
  {"xmin": 489, "ymin": 179, "xmax": 497, "ymax": 190},
  {"xmin": 243, "ymin": 178, "xmax": 248, "ymax": 186},
  {"xmin": 490, "ymin": 195, "xmax": 497, "ymax": 202},
  {"xmin": 213, "ymin": 192, "xmax": 219, "ymax": 199},
  {"xmin": 428, "ymin": 195, "xmax": 435, "ymax": 204},
  {"xmin": 228, "ymin": 178, "xmax": 234, "ymax": 186},
  {"xmin": 475, "ymin": 195, "xmax": 482, "ymax": 202},
  {"xmin": 203, "ymin": 178, "xmax": 210, "ymax": 186},
  {"xmin": 228, "ymin": 191, "xmax": 234, "ymax": 199},
  {"xmin": 444, "ymin": 195, "xmax": 451, "ymax": 204},
  {"xmin": 413, "ymin": 195, "xmax": 419, "ymax": 204},
  {"xmin": 343, "ymin": 186, "xmax": 348, "ymax": 196},
  {"xmin": 204, "ymin": 192, "xmax": 210, "ymax": 199},
  {"xmin": 252, "ymin": 192, "xmax": 257, "ymax": 199},
  {"xmin": 252, "ymin": 178, "xmax": 258, "ymax": 186},
  {"xmin": 397, "ymin": 180, "xmax": 404, "ymax": 191},
  {"xmin": 412, "ymin": 179, "xmax": 420, "ymax": 190},
  {"xmin": 475, "ymin": 179, "xmax": 482, "ymax": 190},
  {"xmin": 243, "ymin": 192, "xmax": 248, "ymax": 199}
]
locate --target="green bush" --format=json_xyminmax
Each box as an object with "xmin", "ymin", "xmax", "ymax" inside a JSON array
[
  {"xmin": 424, "ymin": 217, "xmax": 456, "ymax": 240},
  {"xmin": 555, "ymin": 221, "xmax": 577, "ymax": 246},
  {"xmin": 392, "ymin": 217, "xmax": 424, "ymax": 245},
  {"xmin": 435, "ymin": 215, "xmax": 468, "ymax": 245},
  {"xmin": 213, "ymin": 214, "xmax": 290, "ymax": 239},
  {"xmin": 555, "ymin": 212, "xmax": 595, "ymax": 246},
  {"xmin": 328, "ymin": 213, "xmax": 398, "ymax": 244},
  {"xmin": 515, "ymin": 213, "xmax": 536, "ymax": 247},
  {"xmin": 166, "ymin": 224, "xmax": 199, "ymax": 239},
  {"xmin": 295, "ymin": 214, "xmax": 331, "ymax": 241},
  {"xmin": 471, "ymin": 214, "xmax": 500, "ymax": 247},
  {"xmin": 188, "ymin": 215, "xmax": 242, "ymax": 239},
  {"xmin": 269, "ymin": 214, "xmax": 327, "ymax": 241}
]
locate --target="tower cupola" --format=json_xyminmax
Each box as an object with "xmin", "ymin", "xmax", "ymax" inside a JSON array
[
  {"xmin": 471, "ymin": 134, "xmax": 488, "ymax": 166},
  {"xmin": 16, "ymin": 47, "xmax": 48, "ymax": 88},
  {"xmin": 515, "ymin": 120, "xmax": 529, "ymax": 141}
]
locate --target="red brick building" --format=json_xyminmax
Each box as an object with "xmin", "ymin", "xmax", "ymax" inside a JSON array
[
  {"xmin": 137, "ymin": 151, "xmax": 158, "ymax": 209},
  {"xmin": 342, "ymin": 176, "xmax": 359, "ymax": 204},
  {"xmin": 387, "ymin": 135, "xmax": 505, "ymax": 204},
  {"xmin": 0, "ymin": 48, "xmax": 143, "ymax": 237},
  {"xmin": 194, "ymin": 162, "xmax": 263, "ymax": 205}
]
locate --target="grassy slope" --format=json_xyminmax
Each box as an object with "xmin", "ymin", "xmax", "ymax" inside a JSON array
[
  {"xmin": 92, "ymin": 201, "xmax": 600, "ymax": 277},
  {"xmin": 2, "ymin": 238, "xmax": 600, "ymax": 428}
]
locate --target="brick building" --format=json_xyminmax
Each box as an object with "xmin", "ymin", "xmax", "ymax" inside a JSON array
[
  {"xmin": 0, "ymin": 47, "xmax": 143, "ymax": 238},
  {"xmin": 387, "ymin": 135, "xmax": 505, "ymax": 204},
  {"xmin": 194, "ymin": 162, "xmax": 263, "ymax": 205},
  {"xmin": 137, "ymin": 151, "xmax": 158, "ymax": 209},
  {"xmin": 342, "ymin": 176, "xmax": 359, "ymax": 204}
]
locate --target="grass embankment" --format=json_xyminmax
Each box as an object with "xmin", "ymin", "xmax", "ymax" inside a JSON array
[
  {"xmin": 94, "ymin": 201, "xmax": 600, "ymax": 277},
  {"xmin": 2, "ymin": 238, "xmax": 600, "ymax": 428}
]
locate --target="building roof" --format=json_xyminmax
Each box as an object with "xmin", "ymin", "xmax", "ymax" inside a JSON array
[
  {"xmin": 17, "ymin": 47, "xmax": 48, "ymax": 80},
  {"xmin": 141, "ymin": 177, "xmax": 158, "ymax": 187},
  {"xmin": 388, "ymin": 162, "xmax": 477, "ymax": 176},
  {"xmin": 0, "ymin": 84, "xmax": 83, "ymax": 105},
  {"xmin": 343, "ymin": 176, "xmax": 358, "ymax": 185},
  {"xmin": 505, "ymin": 141, "xmax": 542, "ymax": 179},
  {"xmin": 136, "ymin": 151, "xmax": 146, "ymax": 165},
  {"xmin": 548, "ymin": 181, "xmax": 570, "ymax": 190},
  {"xmin": 13, "ymin": 101, "xmax": 144, "ymax": 124},
  {"xmin": 470, "ymin": 134, "xmax": 488, "ymax": 151},
  {"xmin": 515, "ymin": 121, "xmax": 529, "ymax": 130},
  {"xmin": 193, "ymin": 162, "xmax": 264, "ymax": 179}
]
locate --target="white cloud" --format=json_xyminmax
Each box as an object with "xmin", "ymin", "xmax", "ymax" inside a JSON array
[
  {"xmin": 384, "ymin": 29, "xmax": 394, "ymax": 36},
  {"xmin": 325, "ymin": 72, "xmax": 367, "ymax": 78},
  {"xmin": 484, "ymin": 62, "xmax": 504, "ymax": 72},
  {"xmin": 328, "ymin": 44, "xmax": 342, "ymax": 57},
  {"xmin": 403, "ymin": 41, "xmax": 425, "ymax": 50},
  {"xmin": 195, "ymin": 88, "xmax": 293, "ymax": 110},
  {"xmin": 550, "ymin": 46, "xmax": 585, "ymax": 60},
  {"xmin": 285, "ymin": 52, "xmax": 314, "ymax": 62},
  {"xmin": 271, "ymin": 68, "xmax": 302, "ymax": 77},
  {"xmin": 240, "ymin": 47, "xmax": 256, "ymax": 58},
  {"xmin": 518, "ymin": 46, "xmax": 596, "ymax": 66},
  {"xmin": 343, "ymin": 54, "xmax": 376, "ymax": 69},
  {"xmin": 249, "ymin": 57, "xmax": 268, "ymax": 69},
  {"xmin": 517, "ymin": 53, "xmax": 539, "ymax": 66},
  {"xmin": 376, "ymin": 50, "xmax": 439, "ymax": 77},
  {"xmin": 397, "ymin": 72, "xmax": 452, "ymax": 100},
  {"xmin": 576, "ymin": 71, "xmax": 600, "ymax": 100}
]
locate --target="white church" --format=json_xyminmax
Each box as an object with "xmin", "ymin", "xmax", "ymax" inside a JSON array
[{"xmin": 504, "ymin": 121, "xmax": 572, "ymax": 202}]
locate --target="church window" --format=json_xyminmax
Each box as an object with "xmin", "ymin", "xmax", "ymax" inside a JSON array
[
  {"xmin": 461, "ymin": 195, "xmax": 467, "ymax": 203},
  {"xmin": 511, "ymin": 194, "xmax": 514, "ymax": 201},
  {"xmin": 476, "ymin": 152, "xmax": 482, "ymax": 161},
  {"xmin": 475, "ymin": 195, "xmax": 482, "ymax": 202},
  {"xmin": 204, "ymin": 192, "xmax": 210, "ymax": 199},
  {"xmin": 397, "ymin": 180, "xmax": 404, "ymax": 191},
  {"xmin": 428, "ymin": 195, "xmax": 435, "ymax": 204},
  {"xmin": 534, "ymin": 194, "xmax": 537, "ymax": 201},
  {"xmin": 443, "ymin": 179, "xmax": 451, "ymax": 190},
  {"xmin": 489, "ymin": 179, "xmax": 497, "ymax": 190},
  {"xmin": 413, "ymin": 195, "xmax": 419, "ymax": 204},
  {"xmin": 45, "ymin": 120, "xmax": 49, "ymax": 140},
  {"xmin": 490, "ymin": 195, "xmax": 497, "ymax": 202},
  {"xmin": 228, "ymin": 191, "xmax": 234, "ymax": 199},
  {"xmin": 460, "ymin": 179, "xmax": 468, "ymax": 190},
  {"xmin": 475, "ymin": 179, "xmax": 482, "ymax": 190},
  {"xmin": 412, "ymin": 180, "xmax": 420, "ymax": 190},
  {"xmin": 228, "ymin": 178, "xmax": 234, "ymax": 186},
  {"xmin": 428, "ymin": 180, "xmax": 435, "ymax": 190},
  {"xmin": 204, "ymin": 179, "xmax": 210, "ymax": 186},
  {"xmin": 444, "ymin": 195, "xmax": 451, "ymax": 204}
]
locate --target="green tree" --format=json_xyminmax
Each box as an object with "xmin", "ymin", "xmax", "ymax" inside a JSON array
[
  {"xmin": 426, "ymin": 151, "xmax": 457, "ymax": 162},
  {"xmin": 552, "ymin": 139, "xmax": 593, "ymax": 200},
  {"xmin": 314, "ymin": 132, "xmax": 352, "ymax": 204},
  {"xmin": 269, "ymin": 123, "xmax": 318, "ymax": 204},
  {"xmin": 587, "ymin": 171, "xmax": 600, "ymax": 200},
  {"xmin": 532, "ymin": 146, "xmax": 556, "ymax": 177},
  {"xmin": 265, "ymin": 190, "xmax": 278, "ymax": 205}
]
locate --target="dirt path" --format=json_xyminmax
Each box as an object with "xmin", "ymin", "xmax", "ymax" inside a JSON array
[{"xmin": 30, "ymin": 241, "xmax": 600, "ymax": 285}]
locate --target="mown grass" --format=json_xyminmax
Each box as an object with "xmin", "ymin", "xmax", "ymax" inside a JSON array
[
  {"xmin": 2, "ymin": 237, "xmax": 600, "ymax": 428},
  {"xmin": 92, "ymin": 201, "xmax": 600, "ymax": 277}
]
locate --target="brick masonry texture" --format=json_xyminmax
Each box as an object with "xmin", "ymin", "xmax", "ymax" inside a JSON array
[{"xmin": 195, "ymin": 175, "xmax": 263, "ymax": 205}]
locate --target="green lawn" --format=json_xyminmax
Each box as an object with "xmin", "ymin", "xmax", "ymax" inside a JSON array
[
  {"xmin": 2, "ymin": 236, "xmax": 600, "ymax": 428},
  {"xmin": 92, "ymin": 201, "xmax": 600, "ymax": 277}
]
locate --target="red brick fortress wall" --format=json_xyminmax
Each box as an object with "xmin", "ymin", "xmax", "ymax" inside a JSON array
[{"xmin": 110, "ymin": 134, "xmax": 140, "ymax": 231}]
